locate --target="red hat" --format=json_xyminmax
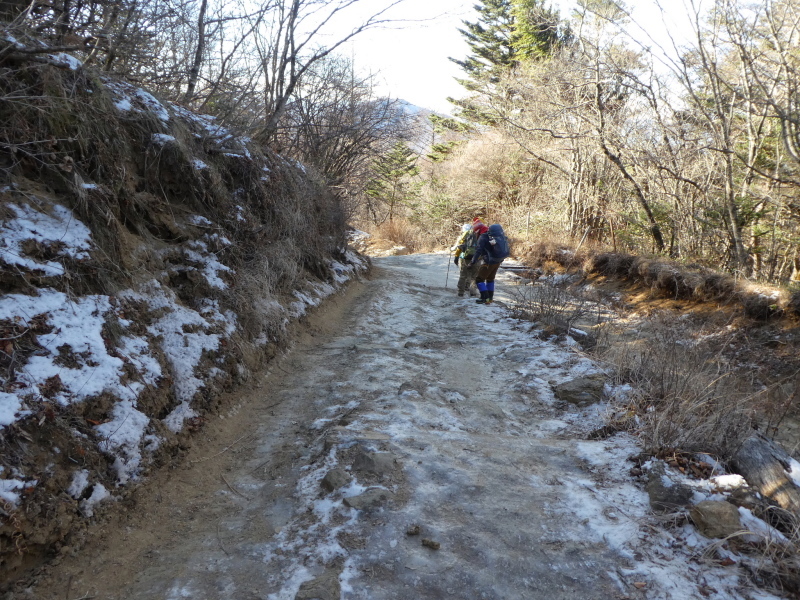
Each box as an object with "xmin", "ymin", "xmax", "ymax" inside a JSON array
[{"xmin": 474, "ymin": 222, "xmax": 488, "ymax": 234}]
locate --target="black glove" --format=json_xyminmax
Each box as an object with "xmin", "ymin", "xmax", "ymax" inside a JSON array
[{"xmin": 454, "ymin": 256, "xmax": 459, "ymax": 266}]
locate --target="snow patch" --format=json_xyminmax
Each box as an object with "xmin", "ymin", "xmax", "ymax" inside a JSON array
[{"xmin": 0, "ymin": 203, "xmax": 92, "ymax": 275}]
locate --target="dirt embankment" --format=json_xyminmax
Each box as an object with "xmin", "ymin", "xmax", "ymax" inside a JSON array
[
  {"xmin": 0, "ymin": 50, "xmax": 365, "ymax": 587},
  {"xmin": 515, "ymin": 240, "xmax": 800, "ymax": 395}
]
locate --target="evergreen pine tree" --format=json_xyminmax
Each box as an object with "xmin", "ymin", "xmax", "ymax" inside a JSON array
[
  {"xmin": 511, "ymin": 0, "xmax": 572, "ymax": 62},
  {"xmin": 426, "ymin": 114, "xmax": 472, "ymax": 163},
  {"xmin": 448, "ymin": 0, "xmax": 571, "ymax": 125},
  {"xmin": 450, "ymin": 0, "xmax": 516, "ymax": 88},
  {"xmin": 365, "ymin": 142, "xmax": 421, "ymax": 222}
]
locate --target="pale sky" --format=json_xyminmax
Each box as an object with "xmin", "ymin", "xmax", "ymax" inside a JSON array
[
  {"xmin": 341, "ymin": 0, "xmax": 695, "ymax": 115},
  {"xmin": 342, "ymin": 0, "xmax": 473, "ymax": 114}
]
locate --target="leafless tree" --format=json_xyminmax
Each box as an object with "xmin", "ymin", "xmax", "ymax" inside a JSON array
[{"xmin": 276, "ymin": 55, "xmax": 418, "ymax": 199}]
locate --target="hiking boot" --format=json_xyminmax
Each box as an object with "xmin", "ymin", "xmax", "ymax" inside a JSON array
[
  {"xmin": 475, "ymin": 298, "xmax": 488, "ymax": 304},
  {"xmin": 457, "ymin": 291, "xmax": 465, "ymax": 297}
]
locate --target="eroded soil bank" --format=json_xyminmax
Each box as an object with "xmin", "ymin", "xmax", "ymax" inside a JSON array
[{"xmin": 15, "ymin": 254, "xmax": 784, "ymax": 600}]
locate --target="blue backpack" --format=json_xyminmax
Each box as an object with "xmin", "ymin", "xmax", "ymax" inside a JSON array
[{"xmin": 487, "ymin": 224, "xmax": 510, "ymax": 260}]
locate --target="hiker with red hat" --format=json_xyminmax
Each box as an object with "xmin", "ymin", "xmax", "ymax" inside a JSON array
[{"xmin": 469, "ymin": 220, "xmax": 511, "ymax": 304}]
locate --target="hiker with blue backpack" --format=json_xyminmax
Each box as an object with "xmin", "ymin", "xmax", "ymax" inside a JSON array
[{"xmin": 469, "ymin": 221, "xmax": 511, "ymax": 305}]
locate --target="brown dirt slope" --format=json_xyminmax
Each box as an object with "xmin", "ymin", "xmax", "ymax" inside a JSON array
[{"xmin": 0, "ymin": 49, "xmax": 365, "ymax": 587}]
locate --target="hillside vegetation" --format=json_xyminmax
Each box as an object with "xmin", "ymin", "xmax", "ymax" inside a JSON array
[{"xmin": 0, "ymin": 44, "xmax": 364, "ymax": 583}]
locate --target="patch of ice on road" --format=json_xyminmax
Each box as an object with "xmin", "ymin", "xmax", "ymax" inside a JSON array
[{"xmin": 261, "ymin": 445, "xmax": 364, "ymax": 599}]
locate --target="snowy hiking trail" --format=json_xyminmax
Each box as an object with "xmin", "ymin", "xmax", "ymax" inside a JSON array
[{"xmin": 29, "ymin": 254, "xmax": 778, "ymax": 600}]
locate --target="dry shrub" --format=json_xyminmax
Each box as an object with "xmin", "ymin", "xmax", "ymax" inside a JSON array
[
  {"xmin": 600, "ymin": 314, "xmax": 755, "ymax": 459},
  {"xmin": 585, "ymin": 252, "xmax": 636, "ymax": 278},
  {"xmin": 653, "ymin": 266, "xmax": 702, "ymax": 299},
  {"xmin": 509, "ymin": 278, "xmax": 596, "ymax": 340},
  {"xmin": 370, "ymin": 218, "xmax": 434, "ymax": 252},
  {"xmin": 695, "ymin": 272, "xmax": 737, "ymax": 302},
  {"xmin": 744, "ymin": 520, "xmax": 800, "ymax": 595},
  {"xmin": 630, "ymin": 257, "xmax": 662, "ymax": 286},
  {"xmin": 520, "ymin": 239, "xmax": 585, "ymax": 272}
]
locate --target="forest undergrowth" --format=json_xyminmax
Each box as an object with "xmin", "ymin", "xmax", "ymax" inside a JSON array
[{"xmin": 515, "ymin": 238, "xmax": 800, "ymax": 459}]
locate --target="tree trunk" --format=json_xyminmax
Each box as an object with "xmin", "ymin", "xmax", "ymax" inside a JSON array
[
  {"xmin": 593, "ymin": 75, "xmax": 665, "ymax": 253},
  {"xmin": 731, "ymin": 434, "xmax": 800, "ymax": 516},
  {"xmin": 599, "ymin": 142, "xmax": 666, "ymax": 253},
  {"xmin": 184, "ymin": 0, "xmax": 209, "ymax": 104}
]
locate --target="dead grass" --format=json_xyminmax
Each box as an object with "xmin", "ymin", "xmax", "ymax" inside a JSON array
[
  {"xmin": 509, "ymin": 277, "xmax": 597, "ymax": 342},
  {"xmin": 521, "ymin": 243, "xmax": 799, "ymax": 323},
  {"xmin": 597, "ymin": 314, "xmax": 760, "ymax": 459},
  {"xmin": 366, "ymin": 218, "xmax": 439, "ymax": 253}
]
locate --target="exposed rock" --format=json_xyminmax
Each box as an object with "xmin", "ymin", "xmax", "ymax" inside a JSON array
[
  {"xmin": 422, "ymin": 538, "xmax": 440, "ymax": 550},
  {"xmin": 352, "ymin": 450, "xmax": 396, "ymax": 476},
  {"xmin": 295, "ymin": 569, "xmax": 341, "ymax": 600},
  {"xmin": 553, "ymin": 376, "xmax": 605, "ymax": 406},
  {"xmin": 690, "ymin": 501, "xmax": 742, "ymax": 539},
  {"xmin": 320, "ymin": 468, "xmax": 351, "ymax": 493},
  {"xmin": 728, "ymin": 487, "xmax": 795, "ymax": 533},
  {"xmin": 645, "ymin": 462, "xmax": 694, "ymax": 513},
  {"xmin": 727, "ymin": 487, "xmax": 770, "ymax": 515},
  {"xmin": 342, "ymin": 487, "xmax": 393, "ymax": 510}
]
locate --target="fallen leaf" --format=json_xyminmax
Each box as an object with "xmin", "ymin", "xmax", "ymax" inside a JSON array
[{"xmin": 633, "ymin": 582, "xmax": 647, "ymax": 589}]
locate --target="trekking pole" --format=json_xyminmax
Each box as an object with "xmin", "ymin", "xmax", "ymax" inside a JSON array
[{"xmin": 445, "ymin": 250, "xmax": 452, "ymax": 288}]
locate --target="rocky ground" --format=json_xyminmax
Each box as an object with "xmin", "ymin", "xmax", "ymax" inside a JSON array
[{"xmin": 11, "ymin": 254, "xmax": 793, "ymax": 600}]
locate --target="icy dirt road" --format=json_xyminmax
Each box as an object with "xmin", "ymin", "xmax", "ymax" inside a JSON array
[{"xmin": 28, "ymin": 254, "xmax": 778, "ymax": 600}]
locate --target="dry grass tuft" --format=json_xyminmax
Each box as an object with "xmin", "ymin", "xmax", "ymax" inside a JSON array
[
  {"xmin": 585, "ymin": 252, "xmax": 636, "ymax": 278},
  {"xmin": 599, "ymin": 315, "xmax": 755, "ymax": 459},
  {"xmin": 526, "ymin": 244, "xmax": 796, "ymax": 322},
  {"xmin": 695, "ymin": 272, "xmax": 737, "ymax": 302},
  {"xmin": 365, "ymin": 218, "xmax": 440, "ymax": 253}
]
